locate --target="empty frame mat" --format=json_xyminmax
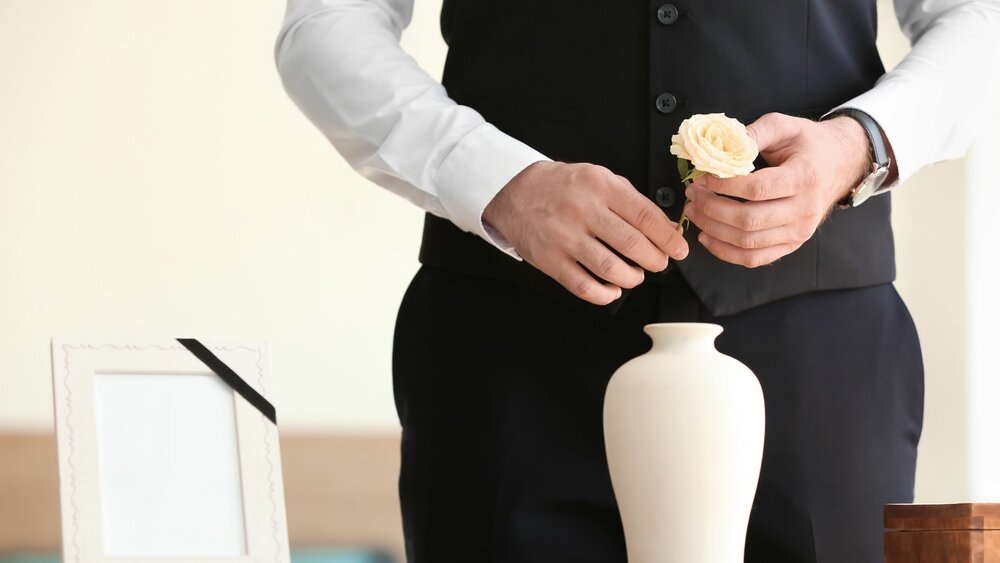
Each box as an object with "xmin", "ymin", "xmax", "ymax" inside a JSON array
[{"xmin": 51, "ymin": 340, "xmax": 290, "ymax": 563}]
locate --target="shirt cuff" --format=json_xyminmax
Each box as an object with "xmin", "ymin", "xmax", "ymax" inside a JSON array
[{"xmin": 434, "ymin": 122, "xmax": 550, "ymax": 261}]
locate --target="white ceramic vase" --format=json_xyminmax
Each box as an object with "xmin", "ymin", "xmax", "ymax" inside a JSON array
[{"xmin": 603, "ymin": 322, "xmax": 765, "ymax": 563}]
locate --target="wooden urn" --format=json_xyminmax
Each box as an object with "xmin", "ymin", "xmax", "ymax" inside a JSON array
[{"xmin": 885, "ymin": 503, "xmax": 1000, "ymax": 563}]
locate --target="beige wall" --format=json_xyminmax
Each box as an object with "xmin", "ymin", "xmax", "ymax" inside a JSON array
[
  {"xmin": 874, "ymin": 0, "xmax": 971, "ymax": 502},
  {"xmin": 0, "ymin": 0, "xmax": 980, "ymax": 501},
  {"xmin": 0, "ymin": 0, "xmax": 442, "ymax": 432}
]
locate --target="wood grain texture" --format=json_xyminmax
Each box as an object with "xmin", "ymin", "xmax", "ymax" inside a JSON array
[
  {"xmin": 885, "ymin": 503, "xmax": 1000, "ymax": 563},
  {"xmin": 0, "ymin": 432, "xmax": 404, "ymax": 561},
  {"xmin": 884, "ymin": 530, "xmax": 985, "ymax": 563},
  {"xmin": 887, "ymin": 503, "xmax": 1000, "ymax": 531},
  {"xmin": 280, "ymin": 433, "xmax": 404, "ymax": 561},
  {"xmin": 0, "ymin": 433, "xmax": 60, "ymax": 553}
]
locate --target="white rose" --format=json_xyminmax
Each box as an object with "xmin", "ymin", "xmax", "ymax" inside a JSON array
[{"xmin": 669, "ymin": 113, "xmax": 759, "ymax": 178}]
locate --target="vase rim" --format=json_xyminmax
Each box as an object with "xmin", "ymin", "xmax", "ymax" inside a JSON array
[
  {"xmin": 642, "ymin": 322, "xmax": 724, "ymax": 342},
  {"xmin": 644, "ymin": 322, "xmax": 723, "ymax": 329}
]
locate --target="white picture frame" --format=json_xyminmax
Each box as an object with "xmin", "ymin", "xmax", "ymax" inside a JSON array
[{"xmin": 50, "ymin": 339, "xmax": 290, "ymax": 563}]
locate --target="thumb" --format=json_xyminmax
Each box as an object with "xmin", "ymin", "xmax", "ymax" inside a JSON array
[{"xmin": 746, "ymin": 112, "xmax": 796, "ymax": 157}]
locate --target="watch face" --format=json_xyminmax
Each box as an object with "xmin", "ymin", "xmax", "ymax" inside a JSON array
[{"xmin": 852, "ymin": 166, "xmax": 890, "ymax": 207}]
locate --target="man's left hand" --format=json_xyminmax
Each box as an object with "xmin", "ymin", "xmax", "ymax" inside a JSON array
[{"xmin": 683, "ymin": 112, "xmax": 875, "ymax": 268}]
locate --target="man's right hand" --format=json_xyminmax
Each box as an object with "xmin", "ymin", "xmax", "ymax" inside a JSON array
[{"xmin": 483, "ymin": 161, "xmax": 690, "ymax": 306}]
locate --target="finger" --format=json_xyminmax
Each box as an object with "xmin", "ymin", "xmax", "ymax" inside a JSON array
[
  {"xmin": 697, "ymin": 232, "xmax": 799, "ymax": 269},
  {"xmin": 574, "ymin": 238, "xmax": 645, "ymax": 290},
  {"xmin": 684, "ymin": 204, "xmax": 804, "ymax": 249},
  {"xmin": 686, "ymin": 185, "xmax": 799, "ymax": 232},
  {"xmin": 694, "ymin": 164, "xmax": 800, "ymax": 202},
  {"xmin": 592, "ymin": 211, "xmax": 670, "ymax": 272},
  {"xmin": 746, "ymin": 112, "xmax": 799, "ymax": 155},
  {"xmin": 550, "ymin": 259, "xmax": 623, "ymax": 306},
  {"xmin": 608, "ymin": 184, "xmax": 689, "ymax": 260}
]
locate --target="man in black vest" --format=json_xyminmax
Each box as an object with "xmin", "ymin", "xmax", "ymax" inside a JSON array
[{"xmin": 276, "ymin": 0, "xmax": 1000, "ymax": 560}]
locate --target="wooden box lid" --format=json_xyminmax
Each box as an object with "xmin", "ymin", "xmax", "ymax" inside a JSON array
[{"xmin": 886, "ymin": 503, "xmax": 1000, "ymax": 532}]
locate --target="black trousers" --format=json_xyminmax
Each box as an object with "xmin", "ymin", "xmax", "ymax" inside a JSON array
[{"xmin": 392, "ymin": 265, "xmax": 924, "ymax": 563}]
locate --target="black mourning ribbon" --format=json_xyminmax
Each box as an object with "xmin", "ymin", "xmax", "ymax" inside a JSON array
[{"xmin": 177, "ymin": 338, "xmax": 277, "ymax": 425}]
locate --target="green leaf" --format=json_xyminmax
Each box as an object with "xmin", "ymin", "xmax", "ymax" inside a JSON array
[
  {"xmin": 685, "ymin": 169, "xmax": 707, "ymax": 181},
  {"xmin": 677, "ymin": 158, "xmax": 690, "ymax": 180}
]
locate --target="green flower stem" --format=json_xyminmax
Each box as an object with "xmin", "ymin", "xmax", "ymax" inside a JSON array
[{"xmin": 675, "ymin": 158, "xmax": 703, "ymax": 234}]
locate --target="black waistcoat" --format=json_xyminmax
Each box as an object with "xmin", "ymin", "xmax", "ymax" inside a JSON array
[{"xmin": 417, "ymin": 0, "xmax": 895, "ymax": 316}]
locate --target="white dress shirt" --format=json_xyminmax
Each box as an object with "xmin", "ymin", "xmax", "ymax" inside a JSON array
[{"xmin": 275, "ymin": 0, "xmax": 1000, "ymax": 261}]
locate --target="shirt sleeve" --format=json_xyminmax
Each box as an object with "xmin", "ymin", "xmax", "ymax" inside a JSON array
[
  {"xmin": 828, "ymin": 0, "xmax": 1000, "ymax": 186},
  {"xmin": 274, "ymin": 0, "xmax": 548, "ymax": 260}
]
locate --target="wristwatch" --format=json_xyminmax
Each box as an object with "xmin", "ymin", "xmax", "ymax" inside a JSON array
[{"xmin": 822, "ymin": 108, "xmax": 891, "ymax": 209}]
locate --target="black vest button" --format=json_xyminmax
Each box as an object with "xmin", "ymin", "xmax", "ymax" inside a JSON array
[
  {"xmin": 655, "ymin": 92, "xmax": 677, "ymax": 114},
  {"xmin": 656, "ymin": 4, "xmax": 679, "ymax": 25},
  {"xmin": 655, "ymin": 186, "xmax": 677, "ymax": 208}
]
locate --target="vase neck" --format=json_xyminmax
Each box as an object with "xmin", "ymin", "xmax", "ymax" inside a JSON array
[{"xmin": 643, "ymin": 323, "xmax": 723, "ymax": 352}]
